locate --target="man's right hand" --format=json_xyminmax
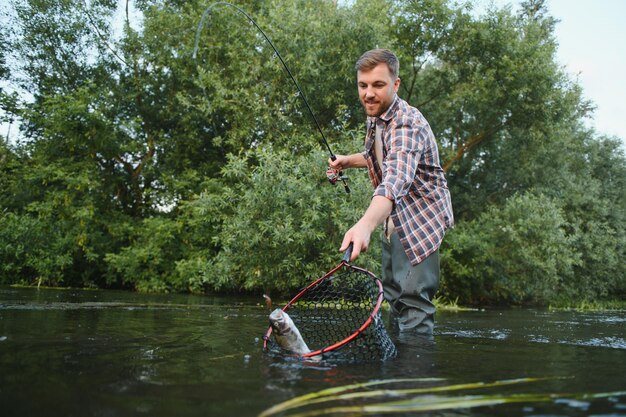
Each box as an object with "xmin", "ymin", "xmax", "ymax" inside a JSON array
[
  {"xmin": 328, "ymin": 153, "xmax": 367, "ymax": 171},
  {"xmin": 339, "ymin": 221, "xmax": 372, "ymax": 262},
  {"xmin": 328, "ymin": 154, "xmax": 349, "ymax": 171},
  {"xmin": 339, "ymin": 196, "xmax": 393, "ymax": 262}
]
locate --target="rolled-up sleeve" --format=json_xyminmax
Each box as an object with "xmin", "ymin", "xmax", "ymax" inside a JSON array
[{"xmin": 374, "ymin": 114, "xmax": 424, "ymax": 203}]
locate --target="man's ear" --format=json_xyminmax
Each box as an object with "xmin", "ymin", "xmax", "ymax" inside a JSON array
[{"xmin": 394, "ymin": 77, "xmax": 401, "ymax": 92}]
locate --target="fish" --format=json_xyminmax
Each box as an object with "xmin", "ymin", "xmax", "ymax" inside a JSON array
[{"xmin": 269, "ymin": 308, "xmax": 311, "ymax": 356}]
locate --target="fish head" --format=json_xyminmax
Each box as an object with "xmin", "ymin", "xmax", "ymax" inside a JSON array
[{"xmin": 269, "ymin": 308, "xmax": 293, "ymax": 336}]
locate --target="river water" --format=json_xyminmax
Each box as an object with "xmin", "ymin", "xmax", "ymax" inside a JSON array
[{"xmin": 0, "ymin": 286, "xmax": 624, "ymax": 417}]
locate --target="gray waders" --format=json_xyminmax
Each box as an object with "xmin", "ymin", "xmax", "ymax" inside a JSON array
[{"xmin": 381, "ymin": 231, "xmax": 440, "ymax": 334}]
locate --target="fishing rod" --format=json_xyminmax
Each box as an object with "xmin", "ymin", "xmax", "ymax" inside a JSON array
[{"xmin": 193, "ymin": 1, "xmax": 350, "ymax": 193}]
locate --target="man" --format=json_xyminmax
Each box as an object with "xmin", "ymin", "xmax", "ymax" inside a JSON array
[{"xmin": 329, "ymin": 49, "xmax": 453, "ymax": 334}]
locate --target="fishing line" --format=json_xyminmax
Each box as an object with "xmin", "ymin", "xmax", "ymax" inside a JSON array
[{"xmin": 193, "ymin": 1, "xmax": 350, "ymax": 193}]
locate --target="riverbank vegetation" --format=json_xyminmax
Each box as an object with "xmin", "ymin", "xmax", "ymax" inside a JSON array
[{"xmin": 1, "ymin": 0, "xmax": 624, "ymax": 306}]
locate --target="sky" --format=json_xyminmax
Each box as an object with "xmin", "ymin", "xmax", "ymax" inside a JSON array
[
  {"xmin": 479, "ymin": 0, "xmax": 626, "ymax": 142},
  {"xmin": 2, "ymin": 0, "xmax": 625, "ymax": 143}
]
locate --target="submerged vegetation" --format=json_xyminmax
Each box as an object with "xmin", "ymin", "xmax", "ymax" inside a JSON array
[
  {"xmin": 258, "ymin": 377, "xmax": 626, "ymax": 417},
  {"xmin": 1, "ymin": 0, "xmax": 624, "ymax": 306}
]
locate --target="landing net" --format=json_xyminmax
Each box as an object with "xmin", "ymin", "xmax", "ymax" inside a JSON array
[{"xmin": 264, "ymin": 264, "xmax": 397, "ymax": 363}]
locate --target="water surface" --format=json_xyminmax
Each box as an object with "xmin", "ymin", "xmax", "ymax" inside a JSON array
[{"xmin": 1, "ymin": 287, "xmax": 624, "ymax": 416}]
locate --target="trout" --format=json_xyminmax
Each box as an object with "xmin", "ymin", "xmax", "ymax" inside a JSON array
[{"xmin": 269, "ymin": 308, "xmax": 311, "ymax": 356}]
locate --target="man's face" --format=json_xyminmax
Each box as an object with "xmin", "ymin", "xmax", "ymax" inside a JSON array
[{"xmin": 357, "ymin": 62, "xmax": 400, "ymax": 117}]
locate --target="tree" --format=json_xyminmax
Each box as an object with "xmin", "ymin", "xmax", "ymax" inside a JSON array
[
  {"xmin": 0, "ymin": 0, "xmax": 623, "ymax": 304},
  {"xmin": 394, "ymin": 0, "xmax": 590, "ymax": 220},
  {"xmin": 106, "ymin": 0, "xmax": 392, "ymax": 293}
]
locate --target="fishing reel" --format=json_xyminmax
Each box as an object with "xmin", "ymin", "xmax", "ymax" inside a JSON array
[{"xmin": 326, "ymin": 167, "xmax": 351, "ymax": 193}]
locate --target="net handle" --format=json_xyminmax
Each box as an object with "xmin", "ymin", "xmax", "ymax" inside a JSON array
[{"xmin": 342, "ymin": 243, "xmax": 353, "ymax": 264}]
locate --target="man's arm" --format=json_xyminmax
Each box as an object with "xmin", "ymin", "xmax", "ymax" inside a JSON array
[
  {"xmin": 328, "ymin": 153, "xmax": 367, "ymax": 170},
  {"xmin": 340, "ymin": 195, "xmax": 393, "ymax": 261}
]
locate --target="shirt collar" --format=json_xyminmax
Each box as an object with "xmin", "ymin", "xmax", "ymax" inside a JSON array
[
  {"xmin": 367, "ymin": 94, "xmax": 400, "ymax": 127},
  {"xmin": 380, "ymin": 94, "xmax": 399, "ymax": 122}
]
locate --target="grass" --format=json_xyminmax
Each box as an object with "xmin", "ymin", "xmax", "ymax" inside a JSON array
[
  {"xmin": 432, "ymin": 296, "xmax": 478, "ymax": 312},
  {"xmin": 548, "ymin": 299, "xmax": 626, "ymax": 312},
  {"xmin": 10, "ymin": 283, "xmax": 100, "ymax": 291}
]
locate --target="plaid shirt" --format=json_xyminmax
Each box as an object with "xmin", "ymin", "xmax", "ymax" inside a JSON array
[{"xmin": 362, "ymin": 95, "xmax": 454, "ymax": 265}]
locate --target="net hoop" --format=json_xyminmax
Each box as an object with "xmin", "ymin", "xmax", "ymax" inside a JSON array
[{"xmin": 262, "ymin": 259, "xmax": 386, "ymax": 358}]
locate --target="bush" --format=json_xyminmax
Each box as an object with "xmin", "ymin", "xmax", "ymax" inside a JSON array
[
  {"xmin": 0, "ymin": 212, "xmax": 73, "ymax": 286},
  {"xmin": 440, "ymin": 192, "xmax": 580, "ymax": 304},
  {"xmin": 184, "ymin": 143, "xmax": 377, "ymax": 294}
]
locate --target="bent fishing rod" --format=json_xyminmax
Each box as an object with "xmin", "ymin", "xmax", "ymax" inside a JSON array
[{"xmin": 193, "ymin": 1, "xmax": 350, "ymax": 193}]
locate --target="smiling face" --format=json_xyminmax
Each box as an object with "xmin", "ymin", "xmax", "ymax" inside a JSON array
[{"xmin": 357, "ymin": 62, "xmax": 400, "ymax": 117}]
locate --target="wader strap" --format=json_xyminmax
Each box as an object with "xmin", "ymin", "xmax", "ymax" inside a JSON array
[{"xmin": 374, "ymin": 123, "xmax": 395, "ymax": 239}]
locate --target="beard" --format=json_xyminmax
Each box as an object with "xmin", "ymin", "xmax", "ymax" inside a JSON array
[{"xmin": 362, "ymin": 99, "xmax": 384, "ymax": 117}]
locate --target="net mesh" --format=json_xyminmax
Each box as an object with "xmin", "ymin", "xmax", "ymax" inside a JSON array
[{"xmin": 266, "ymin": 266, "xmax": 397, "ymax": 363}]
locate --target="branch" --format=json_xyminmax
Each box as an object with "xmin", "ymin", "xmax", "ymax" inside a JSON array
[
  {"xmin": 404, "ymin": 56, "xmax": 427, "ymax": 103},
  {"xmin": 126, "ymin": 0, "xmax": 131, "ymax": 27},
  {"xmin": 113, "ymin": 155, "xmax": 135, "ymax": 177},
  {"xmin": 133, "ymin": 135, "xmax": 156, "ymax": 178},
  {"xmin": 442, "ymin": 131, "xmax": 487, "ymax": 172},
  {"xmin": 80, "ymin": 0, "xmax": 128, "ymax": 66},
  {"xmin": 442, "ymin": 117, "xmax": 508, "ymax": 172}
]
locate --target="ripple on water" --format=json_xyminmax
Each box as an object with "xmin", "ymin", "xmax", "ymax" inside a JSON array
[
  {"xmin": 591, "ymin": 316, "xmax": 626, "ymax": 324},
  {"xmin": 554, "ymin": 398, "xmax": 591, "ymax": 411},
  {"xmin": 560, "ymin": 337, "xmax": 626, "ymax": 350},
  {"xmin": 528, "ymin": 334, "xmax": 626, "ymax": 350},
  {"xmin": 439, "ymin": 329, "xmax": 511, "ymax": 340},
  {"xmin": 528, "ymin": 335, "xmax": 550, "ymax": 343}
]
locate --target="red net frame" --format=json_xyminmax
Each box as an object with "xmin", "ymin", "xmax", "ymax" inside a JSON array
[{"xmin": 263, "ymin": 253, "xmax": 397, "ymax": 362}]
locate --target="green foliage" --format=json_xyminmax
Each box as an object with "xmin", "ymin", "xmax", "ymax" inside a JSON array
[
  {"xmin": 0, "ymin": 0, "xmax": 623, "ymax": 306},
  {"xmin": 556, "ymin": 136, "xmax": 626, "ymax": 301},
  {"xmin": 0, "ymin": 212, "xmax": 72, "ymax": 286},
  {"xmin": 441, "ymin": 192, "xmax": 579, "ymax": 304},
  {"xmin": 105, "ymin": 217, "xmax": 183, "ymax": 292},
  {"xmin": 395, "ymin": 0, "xmax": 589, "ymax": 221},
  {"xmin": 176, "ymin": 133, "xmax": 378, "ymax": 294}
]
